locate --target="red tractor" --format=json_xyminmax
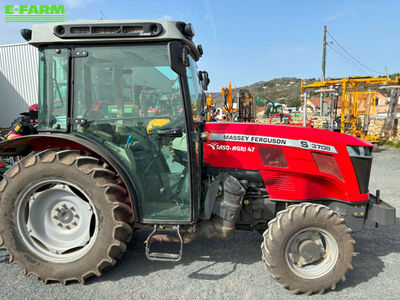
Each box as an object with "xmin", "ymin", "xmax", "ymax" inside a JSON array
[{"xmin": 0, "ymin": 20, "xmax": 395, "ymax": 295}]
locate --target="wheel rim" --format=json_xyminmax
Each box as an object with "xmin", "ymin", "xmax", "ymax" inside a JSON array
[
  {"xmin": 16, "ymin": 179, "xmax": 98, "ymax": 263},
  {"xmin": 284, "ymin": 227, "xmax": 339, "ymax": 279}
]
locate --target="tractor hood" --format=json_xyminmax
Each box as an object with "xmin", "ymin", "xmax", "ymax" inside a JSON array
[{"xmin": 203, "ymin": 122, "xmax": 372, "ymax": 203}]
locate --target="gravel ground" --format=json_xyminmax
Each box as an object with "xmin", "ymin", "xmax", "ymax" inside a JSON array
[{"xmin": 0, "ymin": 147, "xmax": 399, "ymax": 299}]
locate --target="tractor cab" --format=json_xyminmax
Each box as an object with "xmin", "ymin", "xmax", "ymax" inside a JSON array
[{"xmin": 27, "ymin": 20, "xmax": 208, "ymax": 224}]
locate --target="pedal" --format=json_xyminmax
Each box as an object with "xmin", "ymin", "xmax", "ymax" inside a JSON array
[{"xmin": 144, "ymin": 225, "xmax": 183, "ymax": 262}]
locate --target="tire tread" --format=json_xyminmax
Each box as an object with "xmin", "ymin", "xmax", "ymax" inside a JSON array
[
  {"xmin": 261, "ymin": 202, "xmax": 355, "ymax": 295},
  {"xmin": 0, "ymin": 149, "xmax": 133, "ymax": 284}
]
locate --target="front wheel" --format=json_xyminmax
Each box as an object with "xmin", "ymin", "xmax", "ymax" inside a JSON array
[
  {"xmin": 261, "ymin": 203, "xmax": 355, "ymax": 295},
  {"xmin": 0, "ymin": 149, "xmax": 133, "ymax": 284}
]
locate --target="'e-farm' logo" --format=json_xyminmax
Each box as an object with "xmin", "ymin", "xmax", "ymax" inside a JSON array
[{"xmin": 5, "ymin": 5, "xmax": 65, "ymax": 22}]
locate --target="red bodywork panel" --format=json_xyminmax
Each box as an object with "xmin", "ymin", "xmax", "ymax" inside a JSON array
[{"xmin": 203, "ymin": 122, "xmax": 372, "ymax": 203}]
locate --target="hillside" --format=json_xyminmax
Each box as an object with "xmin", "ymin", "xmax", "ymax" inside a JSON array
[
  {"xmin": 210, "ymin": 77, "xmax": 316, "ymax": 108},
  {"xmin": 210, "ymin": 74, "xmax": 400, "ymax": 108}
]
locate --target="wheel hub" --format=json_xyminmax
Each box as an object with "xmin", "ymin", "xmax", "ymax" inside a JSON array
[
  {"xmin": 17, "ymin": 181, "xmax": 97, "ymax": 262},
  {"xmin": 51, "ymin": 202, "xmax": 80, "ymax": 229},
  {"xmin": 298, "ymin": 239, "xmax": 324, "ymax": 265},
  {"xmin": 58, "ymin": 207, "xmax": 74, "ymax": 224},
  {"xmin": 285, "ymin": 227, "xmax": 339, "ymax": 279}
]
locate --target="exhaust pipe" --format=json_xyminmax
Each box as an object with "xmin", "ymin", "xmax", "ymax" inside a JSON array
[{"xmin": 185, "ymin": 175, "xmax": 245, "ymax": 241}]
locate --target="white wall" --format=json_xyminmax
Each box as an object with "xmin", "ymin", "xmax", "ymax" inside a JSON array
[{"xmin": 0, "ymin": 43, "xmax": 38, "ymax": 128}]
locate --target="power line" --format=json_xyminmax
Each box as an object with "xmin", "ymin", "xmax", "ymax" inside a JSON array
[
  {"xmin": 327, "ymin": 43, "xmax": 366, "ymax": 74},
  {"xmin": 326, "ymin": 30, "xmax": 382, "ymax": 75},
  {"xmin": 327, "ymin": 30, "xmax": 382, "ymax": 74},
  {"xmin": 328, "ymin": 42, "xmax": 369, "ymax": 74}
]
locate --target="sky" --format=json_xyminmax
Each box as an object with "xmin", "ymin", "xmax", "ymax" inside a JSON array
[{"xmin": 1, "ymin": 0, "xmax": 400, "ymax": 91}]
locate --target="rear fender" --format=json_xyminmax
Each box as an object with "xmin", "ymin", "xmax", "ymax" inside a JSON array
[{"xmin": 0, "ymin": 134, "xmax": 140, "ymax": 222}]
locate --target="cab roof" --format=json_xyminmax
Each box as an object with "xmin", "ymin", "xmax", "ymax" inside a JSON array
[{"xmin": 25, "ymin": 20, "xmax": 201, "ymax": 60}]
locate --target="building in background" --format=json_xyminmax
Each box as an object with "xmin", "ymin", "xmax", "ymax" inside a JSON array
[
  {"xmin": 375, "ymin": 91, "xmax": 400, "ymax": 116},
  {"xmin": 0, "ymin": 43, "xmax": 38, "ymax": 128}
]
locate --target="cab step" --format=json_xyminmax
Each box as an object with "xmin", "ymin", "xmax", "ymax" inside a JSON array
[{"xmin": 144, "ymin": 225, "xmax": 183, "ymax": 262}]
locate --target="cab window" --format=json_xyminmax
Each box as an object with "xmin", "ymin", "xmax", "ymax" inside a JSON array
[{"xmin": 38, "ymin": 48, "xmax": 68, "ymax": 130}]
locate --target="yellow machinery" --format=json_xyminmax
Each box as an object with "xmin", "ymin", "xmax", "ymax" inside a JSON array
[
  {"xmin": 221, "ymin": 82, "xmax": 256, "ymax": 122},
  {"xmin": 221, "ymin": 82, "xmax": 237, "ymax": 121},
  {"xmin": 301, "ymin": 76, "xmax": 399, "ymax": 142},
  {"xmin": 204, "ymin": 94, "xmax": 214, "ymax": 121}
]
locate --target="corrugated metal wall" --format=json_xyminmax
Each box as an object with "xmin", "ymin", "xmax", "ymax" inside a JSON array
[{"xmin": 0, "ymin": 43, "xmax": 38, "ymax": 128}]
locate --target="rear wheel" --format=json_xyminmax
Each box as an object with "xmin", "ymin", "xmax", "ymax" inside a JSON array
[
  {"xmin": 0, "ymin": 149, "xmax": 133, "ymax": 283},
  {"xmin": 261, "ymin": 203, "xmax": 355, "ymax": 295}
]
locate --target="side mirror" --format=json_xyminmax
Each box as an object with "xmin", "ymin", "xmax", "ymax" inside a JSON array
[
  {"xmin": 168, "ymin": 41, "xmax": 186, "ymax": 75},
  {"xmin": 198, "ymin": 71, "xmax": 210, "ymax": 91},
  {"xmin": 20, "ymin": 29, "xmax": 32, "ymax": 41}
]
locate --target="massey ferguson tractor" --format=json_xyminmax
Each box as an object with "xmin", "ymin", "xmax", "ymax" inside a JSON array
[{"xmin": 0, "ymin": 20, "xmax": 396, "ymax": 295}]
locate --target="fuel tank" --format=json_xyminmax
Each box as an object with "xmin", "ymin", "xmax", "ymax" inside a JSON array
[{"xmin": 203, "ymin": 122, "xmax": 372, "ymax": 203}]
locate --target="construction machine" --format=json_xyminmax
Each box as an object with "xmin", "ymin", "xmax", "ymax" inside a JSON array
[
  {"xmin": 237, "ymin": 89, "xmax": 256, "ymax": 122},
  {"xmin": 301, "ymin": 76, "xmax": 399, "ymax": 142},
  {"xmin": 0, "ymin": 20, "xmax": 396, "ymax": 295},
  {"xmin": 221, "ymin": 82, "xmax": 236, "ymax": 121},
  {"xmin": 220, "ymin": 85, "xmax": 256, "ymax": 122}
]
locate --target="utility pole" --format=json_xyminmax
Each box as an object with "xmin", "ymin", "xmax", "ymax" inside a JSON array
[
  {"xmin": 302, "ymin": 93, "xmax": 307, "ymax": 127},
  {"xmin": 320, "ymin": 25, "xmax": 327, "ymax": 116},
  {"xmin": 322, "ymin": 25, "xmax": 326, "ymax": 81}
]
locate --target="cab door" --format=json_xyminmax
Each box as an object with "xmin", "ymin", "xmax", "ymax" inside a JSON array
[{"xmin": 71, "ymin": 44, "xmax": 193, "ymax": 223}]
